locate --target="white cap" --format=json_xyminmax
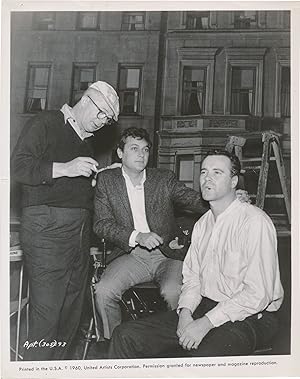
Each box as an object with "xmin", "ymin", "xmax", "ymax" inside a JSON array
[{"xmin": 88, "ymin": 81, "xmax": 119, "ymax": 121}]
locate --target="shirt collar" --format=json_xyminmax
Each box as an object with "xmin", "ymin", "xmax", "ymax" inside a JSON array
[
  {"xmin": 122, "ymin": 167, "xmax": 146, "ymax": 187},
  {"xmin": 207, "ymin": 198, "xmax": 241, "ymax": 223},
  {"xmin": 60, "ymin": 104, "xmax": 93, "ymax": 140},
  {"xmin": 219, "ymin": 198, "xmax": 240, "ymax": 218}
]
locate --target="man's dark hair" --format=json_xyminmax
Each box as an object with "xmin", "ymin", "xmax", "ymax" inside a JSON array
[
  {"xmin": 202, "ymin": 149, "xmax": 241, "ymax": 177},
  {"xmin": 117, "ymin": 127, "xmax": 152, "ymax": 151}
]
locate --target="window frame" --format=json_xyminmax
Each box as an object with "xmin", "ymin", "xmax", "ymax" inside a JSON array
[
  {"xmin": 118, "ymin": 64, "xmax": 143, "ymax": 115},
  {"xmin": 233, "ymin": 11, "xmax": 258, "ymax": 29},
  {"xmin": 177, "ymin": 48, "xmax": 218, "ymax": 116},
  {"xmin": 230, "ymin": 66, "xmax": 257, "ymax": 116},
  {"xmin": 175, "ymin": 154, "xmax": 195, "ymax": 188},
  {"xmin": 32, "ymin": 12, "xmax": 56, "ymax": 31},
  {"xmin": 181, "ymin": 66, "xmax": 207, "ymax": 115},
  {"xmin": 70, "ymin": 63, "xmax": 97, "ymax": 106},
  {"xmin": 76, "ymin": 12, "xmax": 101, "ymax": 30},
  {"xmin": 121, "ymin": 11, "xmax": 146, "ymax": 31},
  {"xmin": 24, "ymin": 63, "xmax": 51, "ymax": 114},
  {"xmin": 224, "ymin": 48, "xmax": 266, "ymax": 116},
  {"xmin": 274, "ymin": 48, "xmax": 290, "ymax": 118},
  {"xmin": 185, "ymin": 11, "xmax": 211, "ymax": 30}
]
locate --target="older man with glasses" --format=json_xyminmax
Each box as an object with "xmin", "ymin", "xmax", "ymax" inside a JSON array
[{"xmin": 11, "ymin": 81, "xmax": 119, "ymax": 361}]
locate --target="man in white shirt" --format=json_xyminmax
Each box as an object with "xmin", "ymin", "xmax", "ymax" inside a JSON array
[{"xmin": 108, "ymin": 149, "xmax": 284, "ymax": 358}]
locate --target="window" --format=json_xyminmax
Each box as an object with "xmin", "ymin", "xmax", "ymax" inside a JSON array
[
  {"xmin": 233, "ymin": 11, "xmax": 257, "ymax": 29},
  {"xmin": 176, "ymin": 155, "xmax": 194, "ymax": 188},
  {"xmin": 186, "ymin": 11, "xmax": 210, "ymax": 30},
  {"xmin": 177, "ymin": 48, "xmax": 218, "ymax": 116},
  {"xmin": 77, "ymin": 12, "xmax": 100, "ymax": 30},
  {"xmin": 121, "ymin": 12, "xmax": 145, "ymax": 31},
  {"xmin": 230, "ymin": 67, "xmax": 256, "ymax": 115},
  {"xmin": 225, "ymin": 48, "xmax": 266, "ymax": 116},
  {"xmin": 182, "ymin": 67, "xmax": 206, "ymax": 115},
  {"xmin": 25, "ymin": 64, "xmax": 51, "ymax": 113},
  {"xmin": 32, "ymin": 12, "xmax": 55, "ymax": 30},
  {"xmin": 280, "ymin": 66, "xmax": 290, "ymax": 117},
  {"xmin": 71, "ymin": 65, "xmax": 96, "ymax": 105},
  {"xmin": 118, "ymin": 66, "xmax": 142, "ymax": 114}
]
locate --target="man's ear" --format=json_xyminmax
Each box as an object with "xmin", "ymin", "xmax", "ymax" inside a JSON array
[
  {"xmin": 117, "ymin": 148, "xmax": 123, "ymax": 160},
  {"xmin": 231, "ymin": 175, "xmax": 238, "ymax": 189}
]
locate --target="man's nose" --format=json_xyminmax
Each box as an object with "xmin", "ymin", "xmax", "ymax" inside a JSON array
[{"xmin": 204, "ymin": 173, "xmax": 213, "ymax": 181}]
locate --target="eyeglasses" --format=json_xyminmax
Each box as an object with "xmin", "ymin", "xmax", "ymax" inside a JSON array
[{"xmin": 87, "ymin": 95, "xmax": 114, "ymax": 125}]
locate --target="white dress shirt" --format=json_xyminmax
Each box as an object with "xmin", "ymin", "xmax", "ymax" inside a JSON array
[
  {"xmin": 122, "ymin": 168, "xmax": 150, "ymax": 246},
  {"xmin": 178, "ymin": 199, "xmax": 284, "ymax": 327}
]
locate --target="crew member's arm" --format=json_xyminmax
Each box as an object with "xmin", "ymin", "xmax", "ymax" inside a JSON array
[
  {"xmin": 169, "ymin": 171, "xmax": 250, "ymax": 214},
  {"xmin": 12, "ymin": 115, "xmax": 98, "ymax": 185},
  {"xmin": 12, "ymin": 116, "xmax": 54, "ymax": 185}
]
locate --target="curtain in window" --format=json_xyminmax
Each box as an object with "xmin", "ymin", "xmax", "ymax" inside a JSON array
[
  {"xmin": 231, "ymin": 90, "xmax": 252, "ymax": 114},
  {"xmin": 231, "ymin": 68, "xmax": 255, "ymax": 115},
  {"xmin": 182, "ymin": 68, "xmax": 205, "ymax": 115},
  {"xmin": 27, "ymin": 67, "xmax": 49, "ymax": 112},
  {"xmin": 71, "ymin": 67, "xmax": 95, "ymax": 105},
  {"xmin": 122, "ymin": 13, "xmax": 144, "ymax": 31},
  {"xmin": 186, "ymin": 12, "xmax": 209, "ymax": 29},
  {"xmin": 119, "ymin": 67, "xmax": 141, "ymax": 114},
  {"xmin": 80, "ymin": 13, "xmax": 98, "ymax": 29}
]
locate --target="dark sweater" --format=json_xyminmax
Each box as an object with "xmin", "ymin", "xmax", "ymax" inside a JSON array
[{"xmin": 12, "ymin": 110, "xmax": 95, "ymax": 210}]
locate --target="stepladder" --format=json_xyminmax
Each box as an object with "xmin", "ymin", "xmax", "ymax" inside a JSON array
[{"xmin": 225, "ymin": 130, "xmax": 291, "ymax": 228}]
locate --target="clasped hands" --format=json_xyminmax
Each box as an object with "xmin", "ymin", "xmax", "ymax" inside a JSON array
[
  {"xmin": 136, "ymin": 232, "xmax": 163, "ymax": 250},
  {"xmin": 176, "ymin": 308, "xmax": 214, "ymax": 351}
]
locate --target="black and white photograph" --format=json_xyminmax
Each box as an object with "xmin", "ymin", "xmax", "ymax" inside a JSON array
[{"xmin": 1, "ymin": 1, "xmax": 299, "ymax": 378}]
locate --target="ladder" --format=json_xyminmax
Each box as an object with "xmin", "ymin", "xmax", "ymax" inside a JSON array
[{"xmin": 225, "ymin": 130, "xmax": 291, "ymax": 227}]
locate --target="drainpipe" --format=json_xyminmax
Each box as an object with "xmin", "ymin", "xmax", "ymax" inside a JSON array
[{"xmin": 152, "ymin": 11, "xmax": 168, "ymax": 167}]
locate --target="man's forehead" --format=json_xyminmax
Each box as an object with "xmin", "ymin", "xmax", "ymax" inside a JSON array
[
  {"xmin": 125, "ymin": 136, "xmax": 149, "ymax": 147},
  {"xmin": 201, "ymin": 155, "xmax": 231, "ymax": 169}
]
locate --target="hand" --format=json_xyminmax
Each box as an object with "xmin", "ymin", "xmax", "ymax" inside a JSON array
[
  {"xmin": 96, "ymin": 162, "xmax": 122, "ymax": 173},
  {"xmin": 235, "ymin": 189, "xmax": 251, "ymax": 204},
  {"xmin": 176, "ymin": 308, "xmax": 193, "ymax": 338},
  {"xmin": 169, "ymin": 237, "xmax": 184, "ymax": 250},
  {"xmin": 136, "ymin": 232, "xmax": 163, "ymax": 250},
  {"xmin": 53, "ymin": 157, "xmax": 99, "ymax": 178},
  {"xmin": 178, "ymin": 316, "xmax": 214, "ymax": 351},
  {"xmin": 91, "ymin": 162, "xmax": 122, "ymax": 187}
]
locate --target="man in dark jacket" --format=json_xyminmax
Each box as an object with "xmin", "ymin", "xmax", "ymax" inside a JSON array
[
  {"xmin": 12, "ymin": 81, "xmax": 119, "ymax": 361},
  {"xmin": 93, "ymin": 127, "xmax": 208, "ymax": 340}
]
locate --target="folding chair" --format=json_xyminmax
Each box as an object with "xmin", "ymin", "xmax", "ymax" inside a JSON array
[
  {"xmin": 121, "ymin": 281, "xmax": 162, "ymax": 321},
  {"xmin": 81, "ymin": 240, "xmax": 107, "ymax": 360},
  {"xmin": 81, "ymin": 240, "xmax": 164, "ymax": 359}
]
